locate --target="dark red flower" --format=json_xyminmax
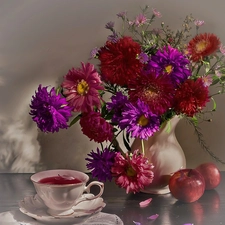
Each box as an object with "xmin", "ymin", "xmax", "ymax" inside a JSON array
[
  {"xmin": 80, "ymin": 112, "xmax": 113, "ymax": 143},
  {"xmin": 98, "ymin": 36, "xmax": 143, "ymax": 86},
  {"xmin": 188, "ymin": 33, "xmax": 220, "ymax": 62},
  {"xmin": 128, "ymin": 71, "xmax": 175, "ymax": 115},
  {"xmin": 174, "ymin": 78, "xmax": 210, "ymax": 117}
]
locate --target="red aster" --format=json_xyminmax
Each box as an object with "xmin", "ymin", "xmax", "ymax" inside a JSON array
[
  {"xmin": 80, "ymin": 112, "xmax": 113, "ymax": 143},
  {"xmin": 128, "ymin": 71, "xmax": 175, "ymax": 115},
  {"xmin": 98, "ymin": 36, "xmax": 143, "ymax": 86},
  {"xmin": 188, "ymin": 33, "xmax": 220, "ymax": 62},
  {"xmin": 174, "ymin": 78, "xmax": 210, "ymax": 117}
]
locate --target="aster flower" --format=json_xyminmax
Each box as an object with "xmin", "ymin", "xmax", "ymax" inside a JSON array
[
  {"xmin": 111, "ymin": 150, "xmax": 154, "ymax": 194},
  {"xmin": 119, "ymin": 99, "xmax": 160, "ymax": 139},
  {"xmin": 98, "ymin": 36, "xmax": 143, "ymax": 86},
  {"xmin": 152, "ymin": 8, "xmax": 162, "ymax": 18},
  {"xmin": 201, "ymin": 75, "xmax": 212, "ymax": 87},
  {"xmin": 220, "ymin": 44, "xmax": 225, "ymax": 55},
  {"xmin": 61, "ymin": 62, "xmax": 104, "ymax": 113},
  {"xmin": 107, "ymin": 31, "xmax": 119, "ymax": 43},
  {"xmin": 174, "ymin": 78, "xmax": 210, "ymax": 117},
  {"xmin": 86, "ymin": 148, "xmax": 116, "ymax": 182},
  {"xmin": 30, "ymin": 85, "xmax": 72, "ymax": 133},
  {"xmin": 106, "ymin": 92, "xmax": 129, "ymax": 126},
  {"xmin": 188, "ymin": 33, "xmax": 221, "ymax": 62},
  {"xmin": 89, "ymin": 47, "xmax": 100, "ymax": 59},
  {"xmin": 137, "ymin": 52, "xmax": 149, "ymax": 64},
  {"xmin": 105, "ymin": 21, "xmax": 115, "ymax": 30},
  {"xmin": 80, "ymin": 111, "xmax": 113, "ymax": 143},
  {"xmin": 148, "ymin": 45, "xmax": 192, "ymax": 87},
  {"xmin": 134, "ymin": 14, "xmax": 148, "ymax": 27},
  {"xmin": 128, "ymin": 70, "xmax": 175, "ymax": 115},
  {"xmin": 116, "ymin": 11, "xmax": 127, "ymax": 19},
  {"xmin": 194, "ymin": 19, "xmax": 205, "ymax": 27}
]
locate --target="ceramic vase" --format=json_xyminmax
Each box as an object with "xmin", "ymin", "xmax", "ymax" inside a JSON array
[{"xmin": 131, "ymin": 116, "xmax": 186, "ymax": 194}]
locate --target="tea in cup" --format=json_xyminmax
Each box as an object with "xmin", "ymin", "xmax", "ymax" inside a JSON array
[{"xmin": 30, "ymin": 169, "xmax": 104, "ymax": 216}]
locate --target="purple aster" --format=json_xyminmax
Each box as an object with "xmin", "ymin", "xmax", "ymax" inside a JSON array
[
  {"xmin": 29, "ymin": 85, "xmax": 72, "ymax": 133},
  {"xmin": 106, "ymin": 92, "xmax": 129, "ymax": 127},
  {"xmin": 137, "ymin": 52, "xmax": 149, "ymax": 64},
  {"xmin": 107, "ymin": 31, "xmax": 119, "ymax": 43},
  {"xmin": 89, "ymin": 47, "xmax": 100, "ymax": 59},
  {"xmin": 105, "ymin": 21, "xmax": 115, "ymax": 30},
  {"xmin": 116, "ymin": 11, "xmax": 127, "ymax": 19},
  {"xmin": 86, "ymin": 148, "xmax": 116, "ymax": 182},
  {"xmin": 147, "ymin": 46, "xmax": 191, "ymax": 87},
  {"xmin": 119, "ymin": 99, "xmax": 160, "ymax": 139}
]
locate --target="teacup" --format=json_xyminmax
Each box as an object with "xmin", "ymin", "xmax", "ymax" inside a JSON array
[{"xmin": 30, "ymin": 169, "xmax": 104, "ymax": 216}]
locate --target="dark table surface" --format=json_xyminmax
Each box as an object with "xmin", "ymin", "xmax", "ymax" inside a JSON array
[{"xmin": 0, "ymin": 172, "xmax": 224, "ymax": 225}]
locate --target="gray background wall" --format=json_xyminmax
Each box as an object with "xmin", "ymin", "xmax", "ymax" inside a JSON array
[{"xmin": 0, "ymin": 0, "xmax": 225, "ymax": 173}]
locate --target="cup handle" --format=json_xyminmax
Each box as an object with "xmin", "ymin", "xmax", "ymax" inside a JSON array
[{"xmin": 73, "ymin": 181, "xmax": 104, "ymax": 206}]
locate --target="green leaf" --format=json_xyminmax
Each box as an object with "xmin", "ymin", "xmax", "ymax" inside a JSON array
[
  {"xmin": 211, "ymin": 97, "xmax": 217, "ymax": 111},
  {"xmin": 202, "ymin": 60, "xmax": 210, "ymax": 73},
  {"xmin": 69, "ymin": 114, "xmax": 82, "ymax": 127},
  {"xmin": 190, "ymin": 116, "xmax": 198, "ymax": 126}
]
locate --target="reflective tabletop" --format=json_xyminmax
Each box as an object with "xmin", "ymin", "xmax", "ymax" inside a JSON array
[{"xmin": 0, "ymin": 172, "xmax": 224, "ymax": 225}]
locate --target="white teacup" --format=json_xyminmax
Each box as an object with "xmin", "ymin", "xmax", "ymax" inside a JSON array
[{"xmin": 30, "ymin": 169, "xmax": 104, "ymax": 216}]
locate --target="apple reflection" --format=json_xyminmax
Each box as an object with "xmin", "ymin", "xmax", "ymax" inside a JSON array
[{"xmin": 169, "ymin": 189, "xmax": 221, "ymax": 225}]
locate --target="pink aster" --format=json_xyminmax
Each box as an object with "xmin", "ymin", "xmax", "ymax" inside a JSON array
[
  {"xmin": 111, "ymin": 150, "xmax": 154, "ymax": 194},
  {"xmin": 194, "ymin": 19, "xmax": 205, "ymax": 27},
  {"xmin": 220, "ymin": 44, "xmax": 225, "ymax": 55},
  {"xmin": 135, "ymin": 14, "xmax": 148, "ymax": 27},
  {"xmin": 61, "ymin": 62, "xmax": 104, "ymax": 113},
  {"xmin": 201, "ymin": 75, "xmax": 212, "ymax": 87},
  {"xmin": 80, "ymin": 112, "xmax": 113, "ymax": 143},
  {"xmin": 152, "ymin": 8, "xmax": 162, "ymax": 18}
]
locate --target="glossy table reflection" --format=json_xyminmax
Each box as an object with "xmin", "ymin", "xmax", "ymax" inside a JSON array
[{"xmin": 0, "ymin": 172, "xmax": 224, "ymax": 225}]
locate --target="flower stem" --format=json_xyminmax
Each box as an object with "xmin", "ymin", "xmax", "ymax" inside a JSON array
[{"xmin": 141, "ymin": 139, "xmax": 145, "ymax": 156}]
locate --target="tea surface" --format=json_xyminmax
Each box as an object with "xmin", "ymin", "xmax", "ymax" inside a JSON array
[{"xmin": 38, "ymin": 175, "xmax": 82, "ymax": 185}]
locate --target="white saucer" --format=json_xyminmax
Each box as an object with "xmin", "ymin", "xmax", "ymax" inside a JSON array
[{"xmin": 19, "ymin": 194, "xmax": 106, "ymax": 224}]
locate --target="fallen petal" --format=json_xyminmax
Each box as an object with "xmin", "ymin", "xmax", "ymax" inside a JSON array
[
  {"xmin": 133, "ymin": 221, "xmax": 141, "ymax": 225},
  {"xmin": 139, "ymin": 198, "xmax": 152, "ymax": 207},
  {"xmin": 147, "ymin": 214, "xmax": 159, "ymax": 220}
]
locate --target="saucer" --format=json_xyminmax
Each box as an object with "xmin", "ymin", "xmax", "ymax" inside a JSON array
[{"xmin": 19, "ymin": 194, "xmax": 106, "ymax": 224}]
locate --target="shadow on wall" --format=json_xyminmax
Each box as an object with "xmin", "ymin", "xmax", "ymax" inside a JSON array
[{"xmin": 0, "ymin": 113, "xmax": 41, "ymax": 173}]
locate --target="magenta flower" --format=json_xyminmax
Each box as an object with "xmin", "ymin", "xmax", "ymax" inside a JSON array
[
  {"xmin": 61, "ymin": 62, "xmax": 104, "ymax": 113},
  {"xmin": 111, "ymin": 150, "xmax": 154, "ymax": 194},
  {"xmin": 30, "ymin": 85, "xmax": 72, "ymax": 133},
  {"xmin": 80, "ymin": 112, "xmax": 113, "ymax": 143}
]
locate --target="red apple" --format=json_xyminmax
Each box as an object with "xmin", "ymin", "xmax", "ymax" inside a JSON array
[
  {"xmin": 169, "ymin": 168, "xmax": 205, "ymax": 203},
  {"xmin": 195, "ymin": 162, "xmax": 221, "ymax": 190}
]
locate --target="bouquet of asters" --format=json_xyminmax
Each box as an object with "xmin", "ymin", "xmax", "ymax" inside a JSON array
[{"xmin": 30, "ymin": 6, "xmax": 225, "ymax": 193}]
